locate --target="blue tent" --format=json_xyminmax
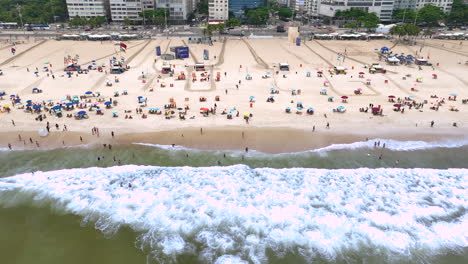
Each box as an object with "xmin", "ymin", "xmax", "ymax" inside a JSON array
[
  {"xmin": 77, "ymin": 110, "xmax": 86, "ymax": 115},
  {"xmin": 381, "ymin": 46, "xmax": 389, "ymax": 51},
  {"xmin": 104, "ymin": 101, "xmax": 112, "ymax": 105}
]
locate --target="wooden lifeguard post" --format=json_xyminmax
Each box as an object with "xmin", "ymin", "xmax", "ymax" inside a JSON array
[{"xmin": 288, "ymin": 27, "xmax": 300, "ymax": 44}]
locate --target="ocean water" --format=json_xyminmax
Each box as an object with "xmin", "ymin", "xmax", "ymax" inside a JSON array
[{"xmin": 0, "ymin": 138, "xmax": 467, "ymax": 264}]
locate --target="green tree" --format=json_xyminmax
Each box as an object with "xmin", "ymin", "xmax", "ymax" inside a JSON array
[
  {"xmin": 197, "ymin": 0, "xmax": 208, "ymax": 15},
  {"xmin": 278, "ymin": 8, "xmax": 293, "ymax": 19},
  {"xmin": 392, "ymin": 8, "xmax": 417, "ymax": 22},
  {"xmin": 0, "ymin": 0, "xmax": 68, "ymax": 23},
  {"xmin": 357, "ymin": 13, "xmax": 380, "ymax": 30},
  {"xmin": 390, "ymin": 23, "xmax": 420, "ymax": 38},
  {"xmin": 123, "ymin": 17, "xmax": 132, "ymax": 26},
  {"xmin": 139, "ymin": 9, "xmax": 167, "ymax": 25},
  {"xmin": 344, "ymin": 23, "xmax": 358, "ymax": 29},
  {"xmin": 447, "ymin": 0, "xmax": 468, "ymax": 24},
  {"xmin": 417, "ymin": 4, "xmax": 445, "ymax": 25},
  {"xmin": 225, "ymin": 18, "xmax": 241, "ymax": 27},
  {"xmin": 246, "ymin": 8, "xmax": 269, "ymax": 25}
]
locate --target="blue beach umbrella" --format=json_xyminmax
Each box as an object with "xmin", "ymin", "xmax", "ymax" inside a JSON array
[
  {"xmin": 26, "ymin": 104, "xmax": 32, "ymax": 107},
  {"xmin": 270, "ymin": 88, "xmax": 275, "ymax": 91},
  {"xmin": 85, "ymin": 91, "xmax": 92, "ymax": 95},
  {"xmin": 138, "ymin": 96, "xmax": 143, "ymax": 99},
  {"xmin": 250, "ymin": 96, "xmax": 255, "ymax": 99},
  {"xmin": 33, "ymin": 105, "xmax": 42, "ymax": 109},
  {"xmin": 52, "ymin": 105, "xmax": 62, "ymax": 110},
  {"xmin": 308, "ymin": 107, "xmax": 314, "ymax": 111},
  {"xmin": 104, "ymin": 101, "xmax": 112, "ymax": 105},
  {"xmin": 154, "ymin": 107, "xmax": 160, "ymax": 111},
  {"xmin": 321, "ymin": 89, "xmax": 327, "ymax": 92},
  {"xmin": 66, "ymin": 102, "xmax": 74, "ymax": 106},
  {"xmin": 381, "ymin": 46, "xmax": 389, "ymax": 51},
  {"xmin": 297, "ymin": 107, "xmax": 303, "ymax": 110},
  {"xmin": 337, "ymin": 106, "xmax": 345, "ymax": 110},
  {"xmin": 10, "ymin": 94, "xmax": 15, "ymax": 97},
  {"xmin": 26, "ymin": 100, "xmax": 32, "ymax": 103},
  {"xmin": 286, "ymin": 106, "xmax": 291, "ymax": 110},
  {"xmin": 450, "ymin": 93, "xmax": 457, "ymax": 96},
  {"xmin": 15, "ymin": 98, "xmax": 21, "ymax": 102},
  {"xmin": 77, "ymin": 110, "xmax": 86, "ymax": 115}
]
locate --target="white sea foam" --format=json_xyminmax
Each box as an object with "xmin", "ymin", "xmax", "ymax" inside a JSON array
[
  {"xmin": 0, "ymin": 165, "xmax": 467, "ymax": 263},
  {"xmin": 134, "ymin": 137, "xmax": 468, "ymax": 155}
]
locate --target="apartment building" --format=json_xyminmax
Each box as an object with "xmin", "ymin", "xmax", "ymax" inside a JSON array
[
  {"xmin": 155, "ymin": 0, "xmax": 194, "ymax": 23},
  {"xmin": 229, "ymin": 0, "xmax": 267, "ymax": 17},
  {"xmin": 109, "ymin": 0, "xmax": 156, "ymax": 22},
  {"xmin": 66, "ymin": 0, "xmax": 110, "ymax": 19},
  {"xmin": 208, "ymin": 0, "xmax": 229, "ymax": 21}
]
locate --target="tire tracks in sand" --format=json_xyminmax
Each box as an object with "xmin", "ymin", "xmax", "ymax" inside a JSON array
[
  {"xmin": 143, "ymin": 39, "xmax": 170, "ymax": 91},
  {"xmin": 312, "ymin": 40, "xmax": 412, "ymax": 96},
  {"xmin": 91, "ymin": 39, "xmax": 151, "ymax": 90},
  {"xmin": 0, "ymin": 40, "xmax": 47, "ymax": 67}
]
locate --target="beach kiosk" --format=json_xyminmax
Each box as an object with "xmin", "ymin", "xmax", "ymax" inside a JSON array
[
  {"xmin": 369, "ymin": 64, "xmax": 386, "ymax": 74},
  {"xmin": 110, "ymin": 66, "xmax": 125, "ymax": 74},
  {"xmin": 279, "ymin": 63, "xmax": 290, "ymax": 71},
  {"xmin": 334, "ymin": 66, "xmax": 347, "ymax": 75},
  {"xmin": 415, "ymin": 58, "xmax": 431, "ymax": 66},
  {"xmin": 161, "ymin": 62, "xmax": 172, "ymax": 74},
  {"xmin": 195, "ymin": 63, "xmax": 205, "ymax": 71}
]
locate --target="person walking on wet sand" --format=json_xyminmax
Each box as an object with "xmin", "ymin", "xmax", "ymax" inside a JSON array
[
  {"xmin": 111, "ymin": 131, "xmax": 114, "ymax": 138},
  {"xmin": 8, "ymin": 143, "xmax": 11, "ymax": 150},
  {"xmin": 11, "ymin": 120, "xmax": 15, "ymax": 126},
  {"xmin": 326, "ymin": 122, "xmax": 330, "ymax": 129},
  {"xmin": 80, "ymin": 136, "xmax": 83, "ymax": 142},
  {"xmin": 431, "ymin": 120, "xmax": 435, "ymax": 127},
  {"xmin": 200, "ymin": 128, "xmax": 203, "ymax": 135}
]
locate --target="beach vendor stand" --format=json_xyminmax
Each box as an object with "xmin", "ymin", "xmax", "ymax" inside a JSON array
[
  {"xmin": 369, "ymin": 64, "xmax": 386, "ymax": 74},
  {"xmin": 161, "ymin": 62, "xmax": 172, "ymax": 74},
  {"xmin": 195, "ymin": 63, "xmax": 205, "ymax": 71},
  {"xmin": 334, "ymin": 66, "xmax": 347, "ymax": 75},
  {"xmin": 279, "ymin": 63, "xmax": 290, "ymax": 71}
]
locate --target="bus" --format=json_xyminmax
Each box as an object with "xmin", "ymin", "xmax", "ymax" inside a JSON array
[{"xmin": 25, "ymin": 24, "xmax": 51, "ymax": 31}]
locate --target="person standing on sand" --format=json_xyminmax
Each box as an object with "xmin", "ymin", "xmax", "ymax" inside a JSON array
[
  {"xmin": 326, "ymin": 122, "xmax": 330, "ymax": 129},
  {"xmin": 80, "ymin": 136, "xmax": 83, "ymax": 142},
  {"xmin": 313, "ymin": 126, "xmax": 315, "ymax": 132},
  {"xmin": 8, "ymin": 143, "xmax": 11, "ymax": 150},
  {"xmin": 111, "ymin": 131, "xmax": 114, "ymax": 138},
  {"xmin": 431, "ymin": 120, "xmax": 435, "ymax": 127},
  {"xmin": 11, "ymin": 120, "xmax": 15, "ymax": 126},
  {"xmin": 18, "ymin": 134, "xmax": 22, "ymax": 141},
  {"xmin": 200, "ymin": 128, "xmax": 203, "ymax": 135},
  {"xmin": 245, "ymin": 147, "xmax": 248, "ymax": 153}
]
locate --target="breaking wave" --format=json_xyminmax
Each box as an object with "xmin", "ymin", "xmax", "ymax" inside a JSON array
[{"xmin": 0, "ymin": 165, "xmax": 467, "ymax": 263}]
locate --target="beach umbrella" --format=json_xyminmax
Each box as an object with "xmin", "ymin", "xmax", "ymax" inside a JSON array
[
  {"xmin": 297, "ymin": 102, "xmax": 302, "ymax": 105},
  {"xmin": 26, "ymin": 103, "xmax": 32, "ymax": 107},
  {"xmin": 15, "ymin": 98, "xmax": 21, "ymax": 102},
  {"xmin": 85, "ymin": 91, "xmax": 92, "ymax": 95},
  {"xmin": 38, "ymin": 128, "xmax": 48, "ymax": 137},
  {"xmin": 270, "ymin": 88, "xmax": 275, "ymax": 91},
  {"xmin": 450, "ymin": 93, "xmax": 457, "ymax": 96},
  {"xmin": 52, "ymin": 105, "xmax": 62, "ymax": 110},
  {"xmin": 372, "ymin": 107, "xmax": 380, "ymax": 112},
  {"xmin": 3, "ymin": 105, "xmax": 10, "ymax": 108},
  {"xmin": 286, "ymin": 106, "xmax": 291, "ymax": 110},
  {"xmin": 33, "ymin": 105, "xmax": 42, "ymax": 109},
  {"xmin": 328, "ymin": 96, "xmax": 334, "ymax": 99},
  {"xmin": 243, "ymin": 112, "xmax": 250, "ymax": 116},
  {"xmin": 77, "ymin": 110, "xmax": 86, "ymax": 115},
  {"xmin": 104, "ymin": 101, "xmax": 112, "ymax": 105},
  {"xmin": 10, "ymin": 94, "xmax": 15, "ymax": 97},
  {"xmin": 337, "ymin": 106, "xmax": 345, "ymax": 110},
  {"xmin": 393, "ymin": 104, "xmax": 402, "ymax": 107},
  {"xmin": 200, "ymin": 107, "xmax": 209, "ymax": 112},
  {"xmin": 359, "ymin": 72, "xmax": 365, "ymax": 74},
  {"xmin": 321, "ymin": 89, "xmax": 327, "ymax": 92},
  {"xmin": 43, "ymin": 61, "xmax": 49, "ymax": 64},
  {"xmin": 381, "ymin": 46, "xmax": 389, "ymax": 51},
  {"xmin": 409, "ymin": 95, "xmax": 415, "ymax": 98},
  {"xmin": 308, "ymin": 107, "xmax": 314, "ymax": 111},
  {"xmin": 297, "ymin": 107, "xmax": 303, "ymax": 111},
  {"xmin": 357, "ymin": 88, "xmax": 363, "ymax": 91},
  {"xmin": 388, "ymin": 95, "xmax": 395, "ymax": 98},
  {"xmin": 249, "ymin": 96, "xmax": 255, "ymax": 99},
  {"xmin": 66, "ymin": 102, "xmax": 74, "ymax": 106},
  {"xmin": 154, "ymin": 108, "xmax": 160, "ymax": 111},
  {"xmin": 112, "ymin": 111, "xmax": 118, "ymax": 114},
  {"xmin": 32, "ymin": 88, "xmax": 38, "ymax": 91},
  {"xmin": 341, "ymin": 96, "xmax": 348, "ymax": 99},
  {"xmin": 61, "ymin": 98, "xmax": 68, "ymax": 101},
  {"xmin": 34, "ymin": 71, "xmax": 39, "ymax": 74},
  {"xmin": 26, "ymin": 100, "xmax": 32, "ymax": 103}
]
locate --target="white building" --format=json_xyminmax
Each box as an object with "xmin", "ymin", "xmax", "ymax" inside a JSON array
[
  {"xmin": 318, "ymin": 0, "xmax": 395, "ymax": 22},
  {"xmin": 156, "ymin": 0, "xmax": 195, "ymax": 23},
  {"xmin": 208, "ymin": 0, "xmax": 229, "ymax": 21},
  {"xmin": 413, "ymin": 0, "xmax": 453, "ymax": 13},
  {"xmin": 109, "ymin": 0, "xmax": 156, "ymax": 22},
  {"xmin": 66, "ymin": 0, "xmax": 110, "ymax": 19}
]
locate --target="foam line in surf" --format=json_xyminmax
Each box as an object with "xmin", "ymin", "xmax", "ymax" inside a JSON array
[{"xmin": 0, "ymin": 165, "xmax": 467, "ymax": 263}]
